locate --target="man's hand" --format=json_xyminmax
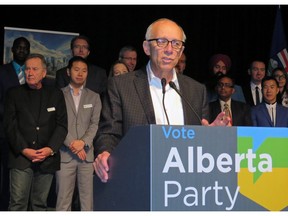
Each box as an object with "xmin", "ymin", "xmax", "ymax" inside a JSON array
[
  {"xmin": 22, "ymin": 147, "xmax": 52, "ymax": 163},
  {"xmin": 69, "ymin": 140, "xmax": 85, "ymax": 154},
  {"xmin": 93, "ymin": 151, "xmax": 110, "ymax": 183},
  {"xmin": 77, "ymin": 149, "xmax": 87, "ymax": 161},
  {"xmin": 201, "ymin": 111, "xmax": 232, "ymax": 126}
]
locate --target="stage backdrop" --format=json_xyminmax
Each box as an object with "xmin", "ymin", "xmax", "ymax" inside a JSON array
[{"xmin": 3, "ymin": 27, "xmax": 79, "ymax": 78}]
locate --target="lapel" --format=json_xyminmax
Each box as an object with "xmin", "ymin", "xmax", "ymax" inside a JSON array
[
  {"xmin": 25, "ymin": 85, "xmax": 49, "ymax": 125},
  {"xmin": 39, "ymin": 87, "xmax": 48, "ymax": 124},
  {"xmin": 230, "ymin": 100, "xmax": 238, "ymax": 124},
  {"xmin": 78, "ymin": 88, "xmax": 88, "ymax": 115},
  {"xmin": 275, "ymin": 104, "xmax": 282, "ymax": 126},
  {"xmin": 260, "ymin": 103, "xmax": 273, "ymax": 126},
  {"xmin": 63, "ymin": 86, "xmax": 77, "ymax": 117},
  {"xmin": 133, "ymin": 69, "xmax": 155, "ymax": 124},
  {"xmin": 21, "ymin": 85, "xmax": 37, "ymax": 124},
  {"xmin": 178, "ymin": 75, "xmax": 191, "ymax": 125}
]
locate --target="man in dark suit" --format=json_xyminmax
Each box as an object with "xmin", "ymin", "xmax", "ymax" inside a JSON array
[
  {"xmin": 251, "ymin": 76, "xmax": 288, "ymax": 127},
  {"xmin": 3, "ymin": 53, "xmax": 67, "ymax": 210},
  {"xmin": 242, "ymin": 60, "xmax": 266, "ymax": 106},
  {"xmin": 209, "ymin": 74, "xmax": 253, "ymax": 126},
  {"xmin": 93, "ymin": 18, "xmax": 230, "ymax": 183},
  {"xmin": 55, "ymin": 35, "xmax": 107, "ymax": 95},
  {"xmin": 0, "ymin": 36, "xmax": 30, "ymax": 210}
]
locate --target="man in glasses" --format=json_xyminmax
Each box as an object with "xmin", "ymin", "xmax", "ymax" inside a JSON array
[
  {"xmin": 209, "ymin": 74, "xmax": 253, "ymax": 126},
  {"xmin": 118, "ymin": 45, "xmax": 138, "ymax": 72},
  {"xmin": 93, "ymin": 18, "xmax": 230, "ymax": 183}
]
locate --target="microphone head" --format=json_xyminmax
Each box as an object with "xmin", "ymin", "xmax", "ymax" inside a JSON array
[
  {"xmin": 169, "ymin": 81, "xmax": 176, "ymax": 89},
  {"xmin": 161, "ymin": 78, "xmax": 166, "ymax": 86}
]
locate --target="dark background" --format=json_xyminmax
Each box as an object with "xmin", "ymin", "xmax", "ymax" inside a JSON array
[{"xmin": 0, "ymin": 4, "xmax": 288, "ymax": 85}]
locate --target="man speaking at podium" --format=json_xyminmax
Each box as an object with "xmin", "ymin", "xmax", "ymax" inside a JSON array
[{"xmin": 93, "ymin": 18, "xmax": 230, "ymax": 183}]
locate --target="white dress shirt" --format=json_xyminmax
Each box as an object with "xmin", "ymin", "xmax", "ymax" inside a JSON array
[{"xmin": 146, "ymin": 61, "xmax": 184, "ymax": 125}]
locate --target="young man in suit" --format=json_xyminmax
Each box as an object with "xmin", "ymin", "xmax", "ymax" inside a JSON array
[
  {"xmin": 251, "ymin": 76, "xmax": 288, "ymax": 127},
  {"xmin": 55, "ymin": 35, "xmax": 107, "ymax": 95},
  {"xmin": 3, "ymin": 53, "xmax": 68, "ymax": 210},
  {"xmin": 242, "ymin": 60, "xmax": 266, "ymax": 106},
  {"xmin": 55, "ymin": 56, "xmax": 101, "ymax": 211},
  {"xmin": 0, "ymin": 36, "xmax": 30, "ymax": 210},
  {"xmin": 93, "ymin": 18, "xmax": 230, "ymax": 183},
  {"xmin": 209, "ymin": 74, "xmax": 253, "ymax": 126}
]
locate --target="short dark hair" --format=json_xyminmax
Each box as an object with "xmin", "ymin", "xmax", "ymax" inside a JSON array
[
  {"xmin": 272, "ymin": 67, "xmax": 287, "ymax": 79},
  {"xmin": 70, "ymin": 35, "xmax": 90, "ymax": 50},
  {"xmin": 67, "ymin": 56, "xmax": 88, "ymax": 70},
  {"xmin": 216, "ymin": 74, "xmax": 235, "ymax": 87},
  {"xmin": 261, "ymin": 76, "xmax": 279, "ymax": 88},
  {"xmin": 118, "ymin": 45, "xmax": 137, "ymax": 59}
]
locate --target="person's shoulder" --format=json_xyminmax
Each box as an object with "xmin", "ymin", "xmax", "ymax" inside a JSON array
[
  {"xmin": 232, "ymin": 99, "xmax": 251, "ymax": 109},
  {"xmin": 278, "ymin": 103, "xmax": 288, "ymax": 111},
  {"xmin": 6, "ymin": 84, "xmax": 24, "ymax": 95},
  {"xmin": 209, "ymin": 100, "xmax": 219, "ymax": 106},
  {"xmin": 56, "ymin": 66, "xmax": 67, "ymax": 74},
  {"xmin": 0, "ymin": 62, "xmax": 13, "ymax": 72},
  {"xmin": 85, "ymin": 87, "xmax": 100, "ymax": 97},
  {"xmin": 178, "ymin": 74, "xmax": 205, "ymax": 87},
  {"xmin": 88, "ymin": 63, "xmax": 106, "ymax": 72},
  {"xmin": 43, "ymin": 85, "xmax": 62, "ymax": 94},
  {"xmin": 251, "ymin": 103, "xmax": 263, "ymax": 112}
]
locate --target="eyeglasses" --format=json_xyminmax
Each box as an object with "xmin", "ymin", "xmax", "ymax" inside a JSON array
[
  {"xmin": 121, "ymin": 57, "xmax": 137, "ymax": 62},
  {"xmin": 147, "ymin": 38, "xmax": 185, "ymax": 50},
  {"xmin": 274, "ymin": 74, "xmax": 286, "ymax": 80},
  {"xmin": 217, "ymin": 82, "xmax": 234, "ymax": 88},
  {"xmin": 73, "ymin": 45, "xmax": 89, "ymax": 50}
]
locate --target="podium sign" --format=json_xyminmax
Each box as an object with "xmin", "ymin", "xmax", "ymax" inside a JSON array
[{"xmin": 93, "ymin": 125, "xmax": 288, "ymax": 211}]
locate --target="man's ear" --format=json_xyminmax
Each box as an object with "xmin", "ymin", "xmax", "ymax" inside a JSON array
[
  {"xmin": 143, "ymin": 40, "xmax": 150, "ymax": 56},
  {"xmin": 248, "ymin": 69, "xmax": 251, "ymax": 76}
]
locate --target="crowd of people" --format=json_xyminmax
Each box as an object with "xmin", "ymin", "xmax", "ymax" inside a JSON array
[{"xmin": 1, "ymin": 17, "xmax": 288, "ymax": 211}]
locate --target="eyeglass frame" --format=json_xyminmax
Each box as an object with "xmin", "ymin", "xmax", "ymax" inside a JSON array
[
  {"xmin": 73, "ymin": 45, "xmax": 89, "ymax": 50},
  {"xmin": 216, "ymin": 82, "xmax": 234, "ymax": 88},
  {"xmin": 120, "ymin": 57, "xmax": 137, "ymax": 62},
  {"xmin": 147, "ymin": 38, "xmax": 185, "ymax": 50},
  {"xmin": 273, "ymin": 74, "xmax": 286, "ymax": 80}
]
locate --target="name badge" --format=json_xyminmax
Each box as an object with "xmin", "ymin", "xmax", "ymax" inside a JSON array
[
  {"xmin": 83, "ymin": 104, "xmax": 93, "ymax": 109},
  {"xmin": 47, "ymin": 107, "xmax": 56, "ymax": 112}
]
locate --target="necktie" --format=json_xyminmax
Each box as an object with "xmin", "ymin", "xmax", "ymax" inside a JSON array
[
  {"xmin": 255, "ymin": 86, "xmax": 260, "ymax": 105},
  {"xmin": 223, "ymin": 103, "xmax": 232, "ymax": 126},
  {"xmin": 271, "ymin": 107, "xmax": 275, "ymax": 127},
  {"xmin": 18, "ymin": 68, "xmax": 25, "ymax": 85}
]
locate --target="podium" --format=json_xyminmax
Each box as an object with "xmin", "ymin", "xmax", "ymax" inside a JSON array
[{"xmin": 93, "ymin": 125, "xmax": 288, "ymax": 211}]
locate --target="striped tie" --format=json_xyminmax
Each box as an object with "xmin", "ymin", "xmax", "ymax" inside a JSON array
[
  {"xmin": 18, "ymin": 68, "xmax": 25, "ymax": 84},
  {"xmin": 223, "ymin": 103, "xmax": 233, "ymax": 126}
]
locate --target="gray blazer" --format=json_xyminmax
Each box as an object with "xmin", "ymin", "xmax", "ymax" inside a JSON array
[
  {"xmin": 61, "ymin": 86, "xmax": 101, "ymax": 162},
  {"xmin": 94, "ymin": 67, "xmax": 208, "ymax": 154}
]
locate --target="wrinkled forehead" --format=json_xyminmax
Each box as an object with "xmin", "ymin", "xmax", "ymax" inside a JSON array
[{"xmin": 151, "ymin": 20, "xmax": 184, "ymax": 40}]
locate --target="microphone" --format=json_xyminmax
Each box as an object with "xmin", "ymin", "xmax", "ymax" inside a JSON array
[
  {"xmin": 161, "ymin": 78, "xmax": 170, "ymax": 125},
  {"xmin": 168, "ymin": 81, "xmax": 202, "ymax": 125},
  {"xmin": 161, "ymin": 78, "xmax": 166, "ymax": 94}
]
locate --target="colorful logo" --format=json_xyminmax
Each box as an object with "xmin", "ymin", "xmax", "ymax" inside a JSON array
[{"xmin": 237, "ymin": 127, "xmax": 288, "ymax": 211}]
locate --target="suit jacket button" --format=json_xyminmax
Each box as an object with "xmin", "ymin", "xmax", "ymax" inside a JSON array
[
  {"xmin": 32, "ymin": 141, "xmax": 36, "ymax": 144},
  {"xmin": 36, "ymin": 127, "xmax": 40, "ymax": 130}
]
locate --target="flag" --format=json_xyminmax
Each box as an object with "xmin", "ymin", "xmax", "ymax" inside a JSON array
[{"xmin": 268, "ymin": 6, "xmax": 288, "ymax": 75}]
